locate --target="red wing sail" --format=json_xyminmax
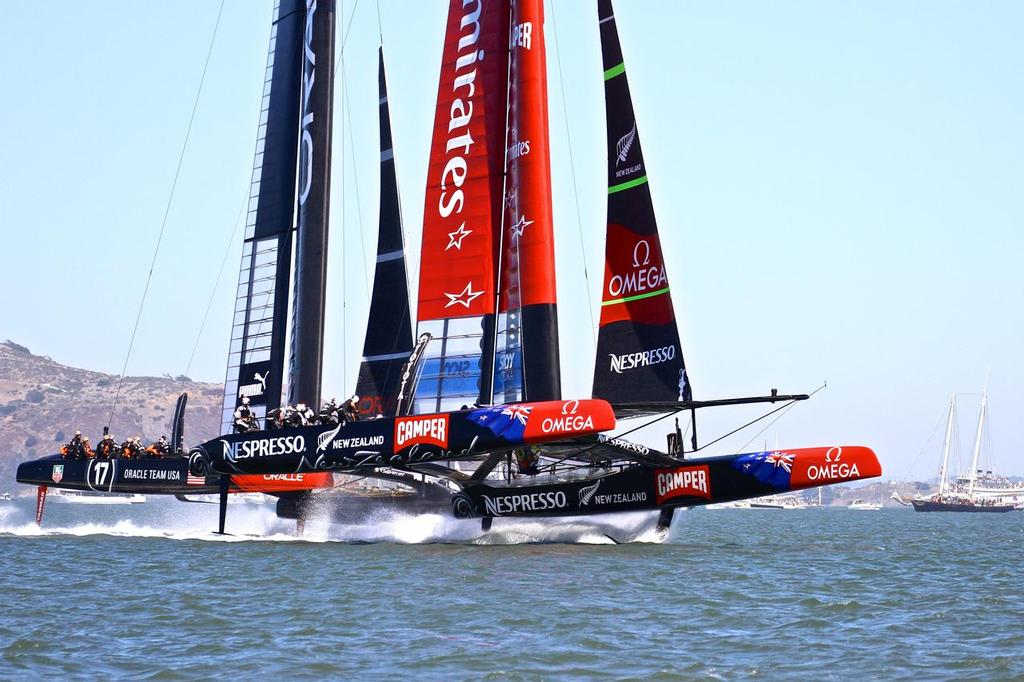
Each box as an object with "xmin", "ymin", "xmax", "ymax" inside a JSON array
[
  {"xmin": 414, "ymin": 0, "xmax": 512, "ymax": 413},
  {"xmin": 493, "ymin": 0, "xmax": 561, "ymax": 404},
  {"xmin": 592, "ymin": 0, "xmax": 690, "ymax": 403}
]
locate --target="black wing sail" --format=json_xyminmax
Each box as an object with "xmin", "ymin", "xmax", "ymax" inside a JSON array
[
  {"xmin": 354, "ymin": 49, "xmax": 414, "ymax": 418},
  {"xmin": 592, "ymin": 0, "xmax": 691, "ymax": 403},
  {"xmin": 287, "ymin": 0, "xmax": 337, "ymax": 408},
  {"xmin": 221, "ymin": 0, "xmax": 306, "ymax": 431}
]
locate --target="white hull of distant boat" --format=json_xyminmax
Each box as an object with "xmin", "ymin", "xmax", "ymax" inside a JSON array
[
  {"xmin": 848, "ymin": 499, "xmax": 882, "ymax": 510},
  {"xmin": 49, "ymin": 490, "xmax": 146, "ymax": 505}
]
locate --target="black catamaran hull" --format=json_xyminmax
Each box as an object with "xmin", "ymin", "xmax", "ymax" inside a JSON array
[
  {"xmin": 18, "ymin": 456, "xmax": 219, "ymax": 495},
  {"xmin": 910, "ymin": 500, "xmax": 1016, "ymax": 513},
  {"xmin": 453, "ymin": 446, "xmax": 882, "ymax": 520},
  {"xmin": 16, "ymin": 455, "xmax": 331, "ymax": 496}
]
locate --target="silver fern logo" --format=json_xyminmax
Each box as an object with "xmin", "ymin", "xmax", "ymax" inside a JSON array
[
  {"xmin": 615, "ymin": 123, "xmax": 637, "ymax": 166},
  {"xmin": 317, "ymin": 423, "xmax": 342, "ymax": 452},
  {"xmin": 578, "ymin": 479, "xmax": 602, "ymax": 506}
]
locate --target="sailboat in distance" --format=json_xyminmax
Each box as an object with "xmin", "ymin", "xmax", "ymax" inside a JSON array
[{"xmin": 901, "ymin": 391, "xmax": 1016, "ymax": 512}]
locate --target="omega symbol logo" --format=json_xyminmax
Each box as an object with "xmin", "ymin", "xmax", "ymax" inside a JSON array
[{"xmin": 632, "ymin": 240, "xmax": 651, "ymax": 268}]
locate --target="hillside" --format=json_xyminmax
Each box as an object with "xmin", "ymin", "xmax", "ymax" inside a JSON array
[{"xmin": 0, "ymin": 340, "xmax": 223, "ymax": 486}]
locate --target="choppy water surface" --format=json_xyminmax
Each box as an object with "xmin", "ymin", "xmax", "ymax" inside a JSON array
[{"xmin": 0, "ymin": 498, "xmax": 1021, "ymax": 679}]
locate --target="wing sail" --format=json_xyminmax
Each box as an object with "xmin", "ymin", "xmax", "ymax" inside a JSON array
[
  {"xmin": 354, "ymin": 49, "xmax": 414, "ymax": 418},
  {"xmin": 592, "ymin": 0, "xmax": 690, "ymax": 403},
  {"xmin": 220, "ymin": 0, "xmax": 307, "ymax": 431},
  {"xmin": 413, "ymin": 0, "xmax": 512, "ymax": 413}
]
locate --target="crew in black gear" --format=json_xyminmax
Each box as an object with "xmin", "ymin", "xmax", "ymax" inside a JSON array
[
  {"xmin": 282, "ymin": 405, "xmax": 303, "ymax": 428},
  {"xmin": 65, "ymin": 431, "xmax": 87, "ymax": 460},
  {"xmin": 265, "ymin": 408, "xmax": 284, "ymax": 430},
  {"xmin": 146, "ymin": 436, "xmax": 170, "ymax": 458},
  {"xmin": 319, "ymin": 398, "xmax": 340, "ymax": 426},
  {"xmin": 96, "ymin": 434, "xmax": 118, "ymax": 459},
  {"xmin": 233, "ymin": 397, "xmax": 259, "ymax": 433},
  {"xmin": 121, "ymin": 437, "xmax": 141, "ymax": 460},
  {"xmin": 340, "ymin": 395, "xmax": 360, "ymax": 424},
  {"xmin": 295, "ymin": 403, "xmax": 315, "ymax": 426}
]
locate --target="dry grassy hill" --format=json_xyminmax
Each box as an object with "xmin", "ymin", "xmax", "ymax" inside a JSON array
[{"xmin": 0, "ymin": 340, "xmax": 223, "ymax": 487}]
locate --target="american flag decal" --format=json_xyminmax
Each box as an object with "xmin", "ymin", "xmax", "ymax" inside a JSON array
[{"xmin": 186, "ymin": 474, "xmax": 205, "ymax": 486}]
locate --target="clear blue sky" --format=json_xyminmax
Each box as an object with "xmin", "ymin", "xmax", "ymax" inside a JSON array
[{"xmin": 1, "ymin": 1, "xmax": 1021, "ymax": 480}]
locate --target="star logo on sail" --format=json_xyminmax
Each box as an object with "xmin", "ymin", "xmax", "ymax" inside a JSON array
[
  {"xmin": 444, "ymin": 281, "xmax": 484, "ymax": 309},
  {"xmin": 511, "ymin": 215, "xmax": 534, "ymax": 240},
  {"xmin": 445, "ymin": 222, "xmax": 472, "ymax": 251}
]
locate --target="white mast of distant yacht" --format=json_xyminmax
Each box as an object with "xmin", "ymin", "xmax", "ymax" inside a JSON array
[
  {"xmin": 937, "ymin": 393, "xmax": 957, "ymax": 497},
  {"xmin": 967, "ymin": 375, "xmax": 989, "ymax": 498}
]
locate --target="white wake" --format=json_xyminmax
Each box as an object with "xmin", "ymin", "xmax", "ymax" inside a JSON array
[{"xmin": 0, "ymin": 498, "xmax": 673, "ymax": 545}]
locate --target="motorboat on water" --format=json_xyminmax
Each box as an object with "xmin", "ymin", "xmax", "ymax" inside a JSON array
[{"xmin": 848, "ymin": 499, "xmax": 881, "ymax": 510}]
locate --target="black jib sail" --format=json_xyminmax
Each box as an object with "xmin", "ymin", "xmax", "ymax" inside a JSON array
[
  {"xmin": 220, "ymin": 0, "xmax": 306, "ymax": 431},
  {"xmin": 354, "ymin": 49, "xmax": 414, "ymax": 418},
  {"xmin": 288, "ymin": 0, "xmax": 337, "ymax": 409},
  {"xmin": 592, "ymin": 0, "xmax": 691, "ymax": 404}
]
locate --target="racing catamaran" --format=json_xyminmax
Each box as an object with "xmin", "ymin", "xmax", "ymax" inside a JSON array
[
  {"xmin": 185, "ymin": 0, "xmax": 881, "ymax": 534},
  {"xmin": 17, "ymin": 0, "xmax": 882, "ymax": 535}
]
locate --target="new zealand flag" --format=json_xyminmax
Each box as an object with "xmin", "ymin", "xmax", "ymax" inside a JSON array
[
  {"xmin": 731, "ymin": 451, "xmax": 795, "ymax": 490},
  {"xmin": 468, "ymin": 404, "xmax": 533, "ymax": 443}
]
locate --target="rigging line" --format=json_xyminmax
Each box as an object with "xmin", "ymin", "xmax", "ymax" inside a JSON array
[
  {"xmin": 549, "ymin": 0, "xmax": 597, "ymax": 343},
  {"xmin": 896, "ymin": 407, "xmax": 946, "ymax": 484},
  {"xmin": 736, "ymin": 400, "xmax": 799, "ymax": 453},
  {"xmin": 341, "ymin": 62, "xmax": 371, "ymax": 300},
  {"xmin": 183, "ymin": 196, "xmax": 247, "ymax": 377},
  {"xmin": 107, "ymin": 0, "xmax": 226, "ymax": 428},
  {"xmin": 736, "ymin": 382, "xmax": 827, "ymax": 453},
  {"xmin": 375, "ymin": 0, "xmax": 383, "ymax": 43}
]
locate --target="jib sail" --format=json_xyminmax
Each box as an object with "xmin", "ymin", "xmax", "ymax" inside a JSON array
[
  {"xmin": 354, "ymin": 49, "xmax": 414, "ymax": 418},
  {"xmin": 413, "ymin": 0, "xmax": 512, "ymax": 414},
  {"xmin": 221, "ymin": 0, "xmax": 307, "ymax": 431},
  {"xmin": 493, "ymin": 0, "xmax": 561, "ymax": 404},
  {"xmin": 592, "ymin": 0, "xmax": 691, "ymax": 403}
]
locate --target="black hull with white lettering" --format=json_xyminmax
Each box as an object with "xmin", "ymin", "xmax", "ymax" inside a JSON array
[
  {"xmin": 191, "ymin": 399, "xmax": 617, "ymax": 477},
  {"xmin": 453, "ymin": 444, "xmax": 883, "ymax": 520},
  {"xmin": 17, "ymin": 455, "xmax": 221, "ymax": 495}
]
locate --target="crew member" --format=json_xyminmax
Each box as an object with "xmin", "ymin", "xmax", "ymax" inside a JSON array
[
  {"xmin": 515, "ymin": 446, "xmax": 541, "ymax": 476},
  {"xmin": 82, "ymin": 436, "xmax": 95, "ymax": 459},
  {"xmin": 265, "ymin": 407, "xmax": 284, "ymax": 430},
  {"xmin": 340, "ymin": 395, "xmax": 360, "ymax": 424},
  {"xmin": 121, "ymin": 437, "xmax": 141, "ymax": 460},
  {"xmin": 318, "ymin": 398, "xmax": 340, "ymax": 426},
  {"xmin": 95, "ymin": 434, "xmax": 118, "ymax": 459},
  {"xmin": 233, "ymin": 397, "xmax": 259, "ymax": 433},
  {"xmin": 296, "ymin": 403, "xmax": 316, "ymax": 426},
  {"xmin": 65, "ymin": 431, "xmax": 86, "ymax": 460},
  {"xmin": 146, "ymin": 436, "xmax": 169, "ymax": 458},
  {"xmin": 281, "ymin": 405, "xmax": 303, "ymax": 428}
]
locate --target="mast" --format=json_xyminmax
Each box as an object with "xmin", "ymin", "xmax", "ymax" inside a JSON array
[
  {"xmin": 591, "ymin": 0, "xmax": 690, "ymax": 404},
  {"xmin": 493, "ymin": 0, "xmax": 561, "ymax": 404},
  {"xmin": 412, "ymin": 0, "xmax": 512, "ymax": 414},
  {"xmin": 220, "ymin": 0, "xmax": 307, "ymax": 432},
  {"xmin": 937, "ymin": 393, "xmax": 956, "ymax": 497},
  {"xmin": 353, "ymin": 48, "xmax": 414, "ymax": 418},
  {"xmin": 967, "ymin": 389, "xmax": 987, "ymax": 497},
  {"xmin": 287, "ymin": 0, "xmax": 337, "ymax": 409}
]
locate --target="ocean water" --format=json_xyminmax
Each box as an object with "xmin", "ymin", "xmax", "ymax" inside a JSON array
[{"xmin": 0, "ymin": 498, "xmax": 1021, "ymax": 680}]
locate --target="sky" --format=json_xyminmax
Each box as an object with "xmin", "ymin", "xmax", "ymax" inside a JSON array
[{"xmin": 1, "ymin": 1, "xmax": 1021, "ymax": 480}]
